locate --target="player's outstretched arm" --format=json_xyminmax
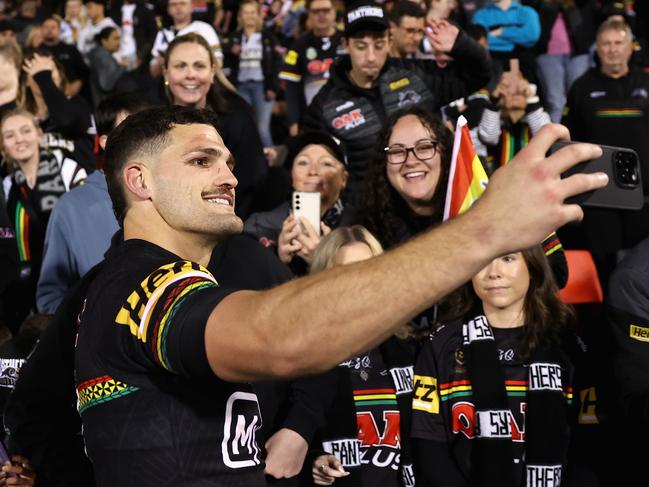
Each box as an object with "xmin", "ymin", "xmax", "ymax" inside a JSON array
[{"xmin": 206, "ymin": 124, "xmax": 607, "ymax": 382}]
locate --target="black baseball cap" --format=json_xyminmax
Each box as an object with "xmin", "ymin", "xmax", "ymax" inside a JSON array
[
  {"xmin": 344, "ymin": 1, "xmax": 389, "ymax": 37},
  {"xmin": 287, "ymin": 132, "xmax": 347, "ymax": 168}
]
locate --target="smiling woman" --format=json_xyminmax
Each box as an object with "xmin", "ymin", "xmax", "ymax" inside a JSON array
[
  {"xmin": 162, "ymin": 33, "xmax": 269, "ymax": 219},
  {"xmin": 1, "ymin": 108, "xmax": 86, "ymax": 329}
]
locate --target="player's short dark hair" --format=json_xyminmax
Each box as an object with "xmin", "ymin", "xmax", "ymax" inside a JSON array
[
  {"xmin": 389, "ymin": 0, "xmax": 424, "ymax": 24},
  {"xmin": 95, "ymin": 92, "xmax": 152, "ymax": 137},
  {"xmin": 105, "ymin": 106, "xmax": 221, "ymax": 225},
  {"xmin": 345, "ymin": 28, "xmax": 389, "ymax": 40}
]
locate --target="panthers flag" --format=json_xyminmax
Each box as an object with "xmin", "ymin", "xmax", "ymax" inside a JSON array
[{"xmin": 443, "ymin": 116, "xmax": 489, "ymax": 221}]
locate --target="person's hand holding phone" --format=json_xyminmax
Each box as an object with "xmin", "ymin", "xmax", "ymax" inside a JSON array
[
  {"xmin": 294, "ymin": 218, "xmax": 331, "ymax": 264},
  {"xmin": 278, "ymin": 215, "xmax": 303, "ymax": 264}
]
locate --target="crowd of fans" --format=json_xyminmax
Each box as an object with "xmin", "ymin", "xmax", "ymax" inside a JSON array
[{"xmin": 0, "ymin": 0, "xmax": 647, "ymax": 485}]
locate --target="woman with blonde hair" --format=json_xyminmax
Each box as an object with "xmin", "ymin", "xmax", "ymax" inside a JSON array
[
  {"xmin": 224, "ymin": 0, "xmax": 280, "ymax": 149},
  {"xmin": 305, "ymin": 225, "xmax": 419, "ymax": 487},
  {"xmin": 1, "ymin": 108, "xmax": 85, "ymax": 330}
]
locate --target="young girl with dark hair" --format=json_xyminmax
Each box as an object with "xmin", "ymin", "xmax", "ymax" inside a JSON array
[{"xmin": 411, "ymin": 245, "xmax": 580, "ymax": 487}]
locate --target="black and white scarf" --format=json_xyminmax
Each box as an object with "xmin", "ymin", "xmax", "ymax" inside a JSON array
[{"xmin": 462, "ymin": 315, "xmax": 570, "ymax": 487}]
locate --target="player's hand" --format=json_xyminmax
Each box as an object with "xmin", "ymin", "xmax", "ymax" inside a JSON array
[
  {"xmin": 264, "ymin": 428, "xmax": 308, "ymax": 479},
  {"xmin": 278, "ymin": 214, "xmax": 303, "ymax": 263},
  {"xmin": 312, "ymin": 454, "xmax": 348, "ymax": 485},
  {"xmin": 468, "ymin": 124, "xmax": 607, "ymax": 256}
]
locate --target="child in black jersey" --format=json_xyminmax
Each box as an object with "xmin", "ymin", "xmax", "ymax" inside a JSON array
[
  {"xmin": 411, "ymin": 245, "xmax": 580, "ymax": 487},
  {"xmin": 309, "ymin": 225, "xmax": 417, "ymax": 487}
]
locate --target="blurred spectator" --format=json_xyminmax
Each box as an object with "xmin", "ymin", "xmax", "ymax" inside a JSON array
[
  {"xmin": 0, "ymin": 20, "xmax": 17, "ymax": 42},
  {"xmin": 303, "ymin": 1, "xmax": 491, "ymax": 203},
  {"xmin": 562, "ymin": 17, "xmax": 649, "ymax": 285},
  {"xmin": 0, "ymin": 40, "xmax": 21, "ymax": 116},
  {"xmin": 23, "ymin": 25, "xmax": 42, "ymax": 48},
  {"xmin": 36, "ymin": 92, "xmax": 148, "ymax": 315},
  {"xmin": 39, "ymin": 15, "xmax": 89, "ymax": 97},
  {"xmin": 150, "ymin": 0, "xmax": 224, "ymax": 78},
  {"xmin": 13, "ymin": 0, "xmax": 46, "ymax": 43},
  {"xmin": 224, "ymin": 0, "xmax": 280, "ymax": 149},
  {"xmin": 534, "ymin": 0, "xmax": 597, "ymax": 122},
  {"xmin": 61, "ymin": 0, "xmax": 89, "ymax": 46},
  {"xmin": 389, "ymin": 0, "xmax": 425, "ymax": 59},
  {"xmin": 21, "ymin": 50, "xmax": 96, "ymax": 171},
  {"xmin": 87, "ymin": 26, "xmax": 138, "ymax": 106},
  {"xmin": 245, "ymin": 131, "xmax": 347, "ymax": 275},
  {"xmin": 109, "ymin": 0, "xmax": 157, "ymax": 71},
  {"xmin": 473, "ymin": 0, "xmax": 541, "ymax": 81},
  {"xmin": 279, "ymin": 0, "xmax": 343, "ymax": 137},
  {"xmin": 606, "ymin": 235, "xmax": 649, "ymax": 485},
  {"xmin": 163, "ymin": 33, "xmax": 268, "ymax": 218},
  {"xmin": 1, "ymin": 109, "xmax": 86, "ymax": 331},
  {"xmin": 77, "ymin": 0, "xmax": 118, "ymax": 61},
  {"xmin": 457, "ymin": 0, "xmax": 489, "ymax": 23},
  {"xmin": 478, "ymin": 66, "xmax": 550, "ymax": 169}
]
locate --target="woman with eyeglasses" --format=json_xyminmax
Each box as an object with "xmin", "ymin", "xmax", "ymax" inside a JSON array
[{"xmin": 353, "ymin": 106, "xmax": 451, "ymax": 252}]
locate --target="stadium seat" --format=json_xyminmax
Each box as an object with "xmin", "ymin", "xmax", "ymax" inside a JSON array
[{"xmin": 558, "ymin": 250, "xmax": 603, "ymax": 304}]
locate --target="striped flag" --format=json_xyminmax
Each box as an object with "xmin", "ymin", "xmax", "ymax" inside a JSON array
[{"xmin": 443, "ymin": 116, "xmax": 489, "ymax": 221}]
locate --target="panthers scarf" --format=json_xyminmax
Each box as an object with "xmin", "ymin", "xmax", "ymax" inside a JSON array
[{"xmin": 462, "ymin": 315, "xmax": 570, "ymax": 487}]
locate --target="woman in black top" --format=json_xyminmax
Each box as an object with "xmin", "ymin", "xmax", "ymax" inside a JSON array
[{"xmin": 162, "ymin": 33, "xmax": 269, "ymax": 218}]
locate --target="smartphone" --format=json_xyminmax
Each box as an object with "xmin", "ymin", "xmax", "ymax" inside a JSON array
[
  {"xmin": 292, "ymin": 191, "xmax": 321, "ymax": 236},
  {"xmin": 550, "ymin": 140, "xmax": 643, "ymax": 210}
]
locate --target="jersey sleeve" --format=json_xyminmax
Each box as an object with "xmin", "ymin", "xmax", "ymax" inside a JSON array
[
  {"xmin": 411, "ymin": 337, "xmax": 448, "ymax": 442},
  {"xmin": 116, "ymin": 261, "xmax": 236, "ymax": 378}
]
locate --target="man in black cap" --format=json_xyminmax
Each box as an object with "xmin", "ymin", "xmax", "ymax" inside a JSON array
[
  {"xmin": 0, "ymin": 20, "xmax": 17, "ymax": 42},
  {"xmin": 302, "ymin": 0, "xmax": 491, "ymax": 204}
]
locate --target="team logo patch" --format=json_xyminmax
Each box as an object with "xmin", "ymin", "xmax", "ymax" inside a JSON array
[
  {"xmin": 389, "ymin": 78, "xmax": 410, "ymax": 90},
  {"xmin": 332, "ymin": 108, "xmax": 366, "ymax": 130},
  {"xmin": 335, "ymin": 100, "xmax": 354, "ymax": 112},
  {"xmin": 307, "ymin": 58, "xmax": 334, "ymax": 75},
  {"xmin": 222, "ymin": 391, "xmax": 263, "ymax": 469},
  {"xmin": 398, "ymin": 90, "xmax": 421, "ymax": 107},
  {"xmin": 306, "ymin": 47, "xmax": 317, "ymax": 60},
  {"xmin": 347, "ymin": 5, "xmax": 384, "ymax": 22},
  {"xmin": 284, "ymin": 49, "xmax": 298, "ymax": 65},
  {"xmin": 630, "ymin": 324, "xmax": 649, "ymax": 342},
  {"xmin": 412, "ymin": 374, "xmax": 439, "ymax": 414}
]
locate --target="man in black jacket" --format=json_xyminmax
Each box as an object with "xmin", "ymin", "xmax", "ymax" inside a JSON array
[{"xmin": 302, "ymin": 0, "xmax": 491, "ymax": 203}]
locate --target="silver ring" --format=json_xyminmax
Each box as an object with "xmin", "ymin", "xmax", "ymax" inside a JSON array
[{"xmin": 319, "ymin": 464, "xmax": 326, "ymax": 472}]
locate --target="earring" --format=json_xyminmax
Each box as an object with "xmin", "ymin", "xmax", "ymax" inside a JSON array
[{"xmin": 164, "ymin": 79, "xmax": 169, "ymax": 86}]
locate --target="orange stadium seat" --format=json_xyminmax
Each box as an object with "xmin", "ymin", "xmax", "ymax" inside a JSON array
[{"xmin": 558, "ymin": 250, "xmax": 603, "ymax": 304}]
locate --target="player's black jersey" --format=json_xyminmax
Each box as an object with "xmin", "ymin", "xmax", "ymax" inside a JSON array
[{"xmin": 75, "ymin": 239, "xmax": 265, "ymax": 487}]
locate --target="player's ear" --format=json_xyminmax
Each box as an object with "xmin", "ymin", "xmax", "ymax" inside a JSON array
[{"xmin": 123, "ymin": 162, "xmax": 152, "ymax": 200}]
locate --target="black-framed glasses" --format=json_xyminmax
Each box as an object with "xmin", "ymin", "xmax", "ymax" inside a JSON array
[{"xmin": 384, "ymin": 140, "xmax": 439, "ymax": 164}]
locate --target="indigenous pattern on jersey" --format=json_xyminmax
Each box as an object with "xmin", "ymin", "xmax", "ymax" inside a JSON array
[
  {"xmin": 279, "ymin": 31, "xmax": 344, "ymax": 105},
  {"xmin": 75, "ymin": 240, "xmax": 265, "ymax": 487}
]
